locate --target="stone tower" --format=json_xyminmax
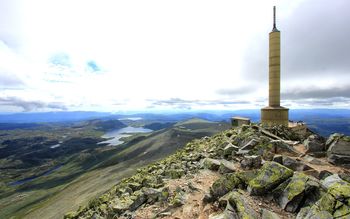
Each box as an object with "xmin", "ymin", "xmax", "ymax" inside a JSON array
[{"xmin": 261, "ymin": 6, "xmax": 289, "ymax": 126}]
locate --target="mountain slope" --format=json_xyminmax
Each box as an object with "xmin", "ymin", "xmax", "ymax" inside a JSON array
[
  {"xmin": 64, "ymin": 123, "xmax": 350, "ymax": 219},
  {"xmin": 5, "ymin": 119, "xmax": 229, "ymax": 219}
]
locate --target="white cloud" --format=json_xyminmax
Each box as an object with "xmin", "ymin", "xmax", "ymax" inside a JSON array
[{"xmin": 0, "ymin": 0, "xmax": 348, "ymax": 112}]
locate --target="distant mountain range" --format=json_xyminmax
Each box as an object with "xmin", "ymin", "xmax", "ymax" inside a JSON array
[{"xmin": 0, "ymin": 109, "xmax": 349, "ymax": 136}]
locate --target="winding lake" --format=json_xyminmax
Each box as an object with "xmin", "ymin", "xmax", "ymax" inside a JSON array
[{"xmin": 99, "ymin": 126, "xmax": 152, "ymax": 146}]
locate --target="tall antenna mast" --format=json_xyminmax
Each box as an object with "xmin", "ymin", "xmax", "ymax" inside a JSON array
[
  {"xmin": 272, "ymin": 6, "xmax": 279, "ymax": 32},
  {"xmin": 273, "ymin": 6, "xmax": 276, "ymax": 28}
]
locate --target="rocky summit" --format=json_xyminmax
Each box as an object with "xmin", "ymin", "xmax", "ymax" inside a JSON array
[{"xmin": 64, "ymin": 123, "xmax": 350, "ymax": 219}]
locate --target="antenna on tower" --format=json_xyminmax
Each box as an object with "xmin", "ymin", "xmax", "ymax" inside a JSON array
[{"xmin": 272, "ymin": 6, "xmax": 279, "ymax": 32}]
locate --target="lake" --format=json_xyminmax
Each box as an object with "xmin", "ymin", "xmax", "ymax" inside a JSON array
[{"xmin": 99, "ymin": 126, "xmax": 152, "ymax": 146}]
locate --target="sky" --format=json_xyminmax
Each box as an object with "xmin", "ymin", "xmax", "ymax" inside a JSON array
[{"xmin": 0, "ymin": 0, "xmax": 349, "ymax": 112}]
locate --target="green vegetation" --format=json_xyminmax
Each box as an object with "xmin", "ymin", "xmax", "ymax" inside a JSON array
[{"xmin": 0, "ymin": 118, "xmax": 229, "ymax": 219}]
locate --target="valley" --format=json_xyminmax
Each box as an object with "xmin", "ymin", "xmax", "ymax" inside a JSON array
[{"xmin": 0, "ymin": 116, "xmax": 229, "ymax": 219}]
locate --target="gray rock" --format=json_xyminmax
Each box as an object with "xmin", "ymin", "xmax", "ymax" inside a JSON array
[
  {"xmin": 272, "ymin": 155, "xmax": 283, "ymax": 164},
  {"xmin": 277, "ymin": 172, "xmax": 320, "ymax": 213},
  {"xmin": 296, "ymin": 207, "xmax": 333, "ymax": 219},
  {"xmin": 223, "ymin": 143, "xmax": 239, "ymax": 157},
  {"xmin": 339, "ymin": 172, "xmax": 350, "ymax": 183},
  {"xmin": 240, "ymin": 155, "xmax": 262, "ymax": 170},
  {"xmin": 327, "ymin": 135, "xmax": 350, "ymax": 166},
  {"xmin": 269, "ymin": 140, "xmax": 300, "ymax": 155},
  {"xmin": 319, "ymin": 170, "xmax": 332, "ymax": 180},
  {"xmin": 240, "ymin": 139, "xmax": 259, "ymax": 151},
  {"xmin": 219, "ymin": 160, "xmax": 236, "ymax": 174},
  {"xmin": 282, "ymin": 156, "xmax": 312, "ymax": 171},
  {"xmin": 262, "ymin": 209, "xmax": 281, "ymax": 219},
  {"xmin": 142, "ymin": 187, "xmax": 169, "ymax": 204},
  {"xmin": 325, "ymin": 133, "xmax": 343, "ymax": 150},
  {"xmin": 303, "ymin": 155, "xmax": 326, "ymax": 165},
  {"xmin": 202, "ymin": 158, "xmax": 221, "ymax": 171},
  {"xmin": 321, "ymin": 174, "xmax": 343, "ymax": 189},
  {"xmin": 209, "ymin": 201, "xmax": 239, "ymax": 219},
  {"xmin": 303, "ymin": 134, "xmax": 325, "ymax": 153}
]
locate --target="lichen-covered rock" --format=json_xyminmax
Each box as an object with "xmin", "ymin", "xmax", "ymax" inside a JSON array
[
  {"xmin": 210, "ymin": 173, "xmax": 243, "ymax": 199},
  {"xmin": 296, "ymin": 207, "xmax": 333, "ymax": 219},
  {"xmin": 202, "ymin": 158, "xmax": 221, "ymax": 171},
  {"xmin": 248, "ymin": 161, "xmax": 293, "ymax": 195},
  {"xmin": 170, "ymin": 187, "xmax": 186, "ymax": 207},
  {"xmin": 277, "ymin": 172, "xmax": 320, "ymax": 212},
  {"xmin": 164, "ymin": 169, "xmax": 185, "ymax": 179},
  {"xmin": 226, "ymin": 190, "xmax": 259, "ymax": 219},
  {"xmin": 300, "ymin": 180, "xmax": 350, "ymax": 218},
  {"xmin": 142, "ymin": 187, "xmax": 169, "ymax": 204}
]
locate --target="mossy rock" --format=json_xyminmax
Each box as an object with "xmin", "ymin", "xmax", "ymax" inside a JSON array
[
  {"xmin": 248, "ymin": 161, "xmax": 293, "ymax": 195},
  {"xmin": 277, "ymin": 172, "xmax": 320, "ymax": 212},
  {"xmin": 170, "ymin": 187, "xmax": 186, "ymax": 207},
  {"xmin": 302, "ymin": 181, "xmax": 350, "ymax": 218},
  {"xmin": 165, "ymin": 169, "xmax": 185, "ymax": 179},
  {"xmin": 210, "ymin": 173, "xmax": 243, "ymax": 199},
  {"xmin": 227, "ymin": 190, "xmax": 259, "ymax": 219}
]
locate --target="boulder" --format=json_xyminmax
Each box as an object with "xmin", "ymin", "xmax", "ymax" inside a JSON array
[
  {"xmin": 218, "ymin": 160, "xmax": 236, "ymax": 174},
  {"xmin": 240, "ymin": 155, "xmax": 262, "ymax": 170},
  {"xmin": 269, "ymin": 140, "xmax": 300, "ymax": 156},
  {"xmin": 282, "ymin": 156, "xmax": 312, "ymax": 171},
  {"xmin": 111, "ymin": 192, "xmax": 146, "ymax": 215},
  {"xmin": 223, "ymin": 143, "xmax": 239, "ymax": 157},
  {"xmin": 296, "ymin": 207, "xmax": 333, "ymax": 219},
  {"xmin": 209, "ymin": 202, "xmax": 239, "ymax": 219},
  {"xmin": 262, "ymin": 209, "xmax": 281, "ymax": 219},
  {"xmin": 303, "ymin": 134, "xmax": 325, "ymax": 153},
  {"xmin": 170, "ymin": 187, "xmax": 186, "ymax": 207},
  {"xmin": 164, "ymin": 169, "xmax": 185, "ymax": 179},
  {"xmin": 302, "ymin": 155, "xmax": 326, "ymax": 165},
  {"xmin": 210, "ymin": 173, "xmax": 243, "ymax": 199},
  {"xmin": 301, "ymin": 180, "xmax": 350, "ymax": 218},
  {"xmin": 142, "ymin": 187, "xmax": 169, "ymax": 204},
  {"xmin": 226, "ymin": 190, "xmax": 259, "ymax": 219},
  {"xmin": 240, "ymin": 139, "xmax": 259, "ymax": 151},
  {"xmin": 318, "ymin": 170, "xmax": 333, "ymax": 180},
  {"xmin": 327, "ymin": 134, "xmax": 350, "ymax": 166},
  {"xmin": 339, "ymin": 172, "xmax": 350, "ymax": 183},
  {"xmin": 202, "ymin": 158, "xmax": 221, "ymax": 171},
  {"xmin": 272, "ymin": 155, "xmax": 283, "ymax": 164},
  {"xmin": 276, "ymin": 172, "xmax": 320, "ymax": 213},
  {"xmin": 321, "ymin": 174, "xmax": 343, "ymax": 189},
  {"xmin": 248, "ymin": 161, "xmax": 293, "ymax": 195},
  {"xmin": 325, "ymin": 133, "xmax": 343, "ymax": 150}
]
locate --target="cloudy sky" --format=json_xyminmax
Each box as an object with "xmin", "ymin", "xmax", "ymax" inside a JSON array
[{"xmin": 0, "ymin": 0, "xmax": 349, "ymax": 112}]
